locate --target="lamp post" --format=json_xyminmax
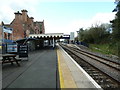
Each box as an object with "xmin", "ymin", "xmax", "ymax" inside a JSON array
[
  {"xmin": 76, "ymin": 31, "xmax": 79, "ymax": 40},
  {"xmin": 76, "ymin": 31, "xmax": 79, "ymax": 44}
]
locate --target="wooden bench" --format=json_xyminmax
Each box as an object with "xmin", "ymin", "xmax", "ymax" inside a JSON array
[{"xmin": 2, "ymin": 54, "xmax": 21, "ymax": 66}]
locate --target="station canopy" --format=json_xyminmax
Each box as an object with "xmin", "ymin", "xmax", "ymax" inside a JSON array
[{"xmin": 29, "ymin": 33, "xmax": 70, "ymax": 40}]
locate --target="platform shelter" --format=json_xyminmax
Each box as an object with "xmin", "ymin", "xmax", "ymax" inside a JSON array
[{"xmin": 29, "ymin": 33, "xmax": 70, "ymax": 48}]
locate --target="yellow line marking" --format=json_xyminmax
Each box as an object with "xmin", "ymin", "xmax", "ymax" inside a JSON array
[
  {"xmin": 57, "ymin": 49, "xmax": 65, "ymax": 88},
  {"xmin": 57, "ymin": 46, "xmax": 77, "ymax": 88}
]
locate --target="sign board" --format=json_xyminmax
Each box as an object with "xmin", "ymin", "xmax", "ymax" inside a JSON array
[
  {"xmin": 7, "ymin": 44, "xmax": 17, "ymax": 53},
  {"xmin": 18, "ymin": 45, "xmax": 28, "ymax": 58},
  {"xmin": 63, "ymin": 34, "xmax": 70, "ymax": 39},
  {"xmin": 70, "ymin": 32, "xmax": 75, "ymax": 40},
  {"xmin": 3, "ymin": 26, "xmax": 13, "ymax": 33}
]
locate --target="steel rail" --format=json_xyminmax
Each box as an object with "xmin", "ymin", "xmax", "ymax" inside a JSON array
[
  {"xmin": 71, "ymin": 46, "xmax": 120, "ymax": 71},
  {"xmin": 75, "ymin": 45, "xmax": 120, "ymax": 65}
]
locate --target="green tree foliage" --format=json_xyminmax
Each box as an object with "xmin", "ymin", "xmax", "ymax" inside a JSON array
[
  {"xmin": 77, "ymin": 1, "xmax": 120, "ymax": 57},
  {"xmin": 110, "ymin": 1, "xmax": 120, "ymax": 57},
  {"xmin": 78, "ymin": 23, "xmax": 110, "ymax": 44},
  {"xmin": 78, "ymin": 28, "xmax": 84, "ymax": 41},
  {"xmin": 111, "ymin": 1, "xmax": 120, "ymax": 41}
]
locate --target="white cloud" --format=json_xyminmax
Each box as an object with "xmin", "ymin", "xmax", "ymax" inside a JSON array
[
  {"xmin": 68, "ymin": 12, "xmax": 115, "ymax": 30},
  {"xmin": 44, "ymin": 12, "xmax": 116, "ymax": 37},
  {"xmin": 0, "ymin": 0, "xmax": 39, "ymax": 23},
  {"xmin": 27, "ymin": 0, "xmax": 114, "ymax": 2},
  {"xmin": 90, "ymin": 12, "xmax": 116, "ymax": 26},
  {"xmin": 0, "ymin": 5, "xmax": 14, "ymax": 23},
  {"xmin": 0, "ymin": 0, "xmax": 116, "ymax": 36},
  {"xmin": 0, "ymin": 0, "xmax": 115, "ymax": 24},
  {"xmin": 47, "ymin": 12, "xmax": 115, "ymax": 36}
]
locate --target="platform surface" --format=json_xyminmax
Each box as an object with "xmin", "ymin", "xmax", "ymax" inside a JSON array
[{"xmin": 2, "ymin": 48, "xmax": 57, "ymax": 88}]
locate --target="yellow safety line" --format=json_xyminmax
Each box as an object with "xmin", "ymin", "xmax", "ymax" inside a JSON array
[{"xmin": 57, "ymin": 49, "xmax": 65, "ymax": 88}]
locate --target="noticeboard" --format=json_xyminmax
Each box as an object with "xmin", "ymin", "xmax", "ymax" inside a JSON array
[
  {"xmin": 7, "ymin": 44, "xmax": 18, "ymax": 53},
  {"xmin": 18, "ymin": 45, "xmax": 28, "ymax": 58}
]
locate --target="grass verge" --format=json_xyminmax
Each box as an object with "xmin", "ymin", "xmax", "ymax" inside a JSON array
[{"xmin": 89, "ymin": 43, "xmax": 118, "ymax": 57}]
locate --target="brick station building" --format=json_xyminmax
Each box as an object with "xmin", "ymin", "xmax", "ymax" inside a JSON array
[{"xmin": 1, "ymin": 9, "xmax": 45, "ymax": 40}]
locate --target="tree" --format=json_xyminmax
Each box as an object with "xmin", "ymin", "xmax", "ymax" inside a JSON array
[
  {"xmin": 78, "ymin": 23, "xmax": 110, "ymax": 44},
  {"xmin": 111, "ymin": 1, "xmax": 120, "ymax": 41},
  {"xmin": 110, "ymin": 1, "xmax": 120, "ymax": 57},
  {"xmin": 78, "ymin": 28, "xmax": 84, "ymax": 41}
]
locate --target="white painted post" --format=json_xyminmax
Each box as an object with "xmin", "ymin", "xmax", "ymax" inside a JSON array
[{"xmin": 53, "ymin": 38, "xmax": 54, "ymax": 48}]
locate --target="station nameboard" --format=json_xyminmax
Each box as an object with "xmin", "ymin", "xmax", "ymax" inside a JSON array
[{"xmin": 62, "ymin": 34, "xmax": 70, "ymax": 39}]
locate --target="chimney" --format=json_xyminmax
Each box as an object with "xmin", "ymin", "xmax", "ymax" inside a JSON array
[
  {"xmin": 29, "ymin": 17, "xmax": 34, "ymax": 30},
  {"xmin": 30, "ymin": 17, "xmax": 34, "ymax": 22},
  {"xmin": 21, "ymin": 9, "xmax": 28, "ymax": 22},
  {"xmin": 43, "ymin": 20, "xmax": 45, "ymax": 34},
  {"xmin": 14, "ymin": 11, "xmax": 22, "ymax": 20}
]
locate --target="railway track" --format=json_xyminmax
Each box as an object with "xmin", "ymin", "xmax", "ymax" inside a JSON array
[
  {"xmin": 70, "ymin": 45, "xmax": 120, "ymax": 71},
  {"xmin": 59, "ymin": 43, "xmax": 120, "ymax": 89},
  {"xmin": 76, "ymin": 45, "xmax": 120, "ymax": 66}
]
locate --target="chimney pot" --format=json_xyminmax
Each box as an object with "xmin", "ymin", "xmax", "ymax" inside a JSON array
[{"xmin": 21, "ymin": 9, "xmax": 28, "ymax": 12}]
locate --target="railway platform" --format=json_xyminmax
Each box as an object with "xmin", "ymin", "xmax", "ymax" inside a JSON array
[
  {"xmin": 2, "ymin": 45, "xmax": 102, "ymax": 89},
  {"xmin": 57, "ymin": 44, "xmax": 101, "ymax": 89},
  {"xmin": 2, "ymin": 47, "xmax": 58, "ymax": 88}
]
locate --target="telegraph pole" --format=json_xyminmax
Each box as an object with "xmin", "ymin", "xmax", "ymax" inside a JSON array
[{"xmin": 2, "ymin": 26, "xmax": 4, "ymax": 44}]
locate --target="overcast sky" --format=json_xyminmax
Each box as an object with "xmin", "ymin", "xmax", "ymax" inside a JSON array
[{"xmin": 0, "ymin": 0, "xmax": 116, "ymax": 35}]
